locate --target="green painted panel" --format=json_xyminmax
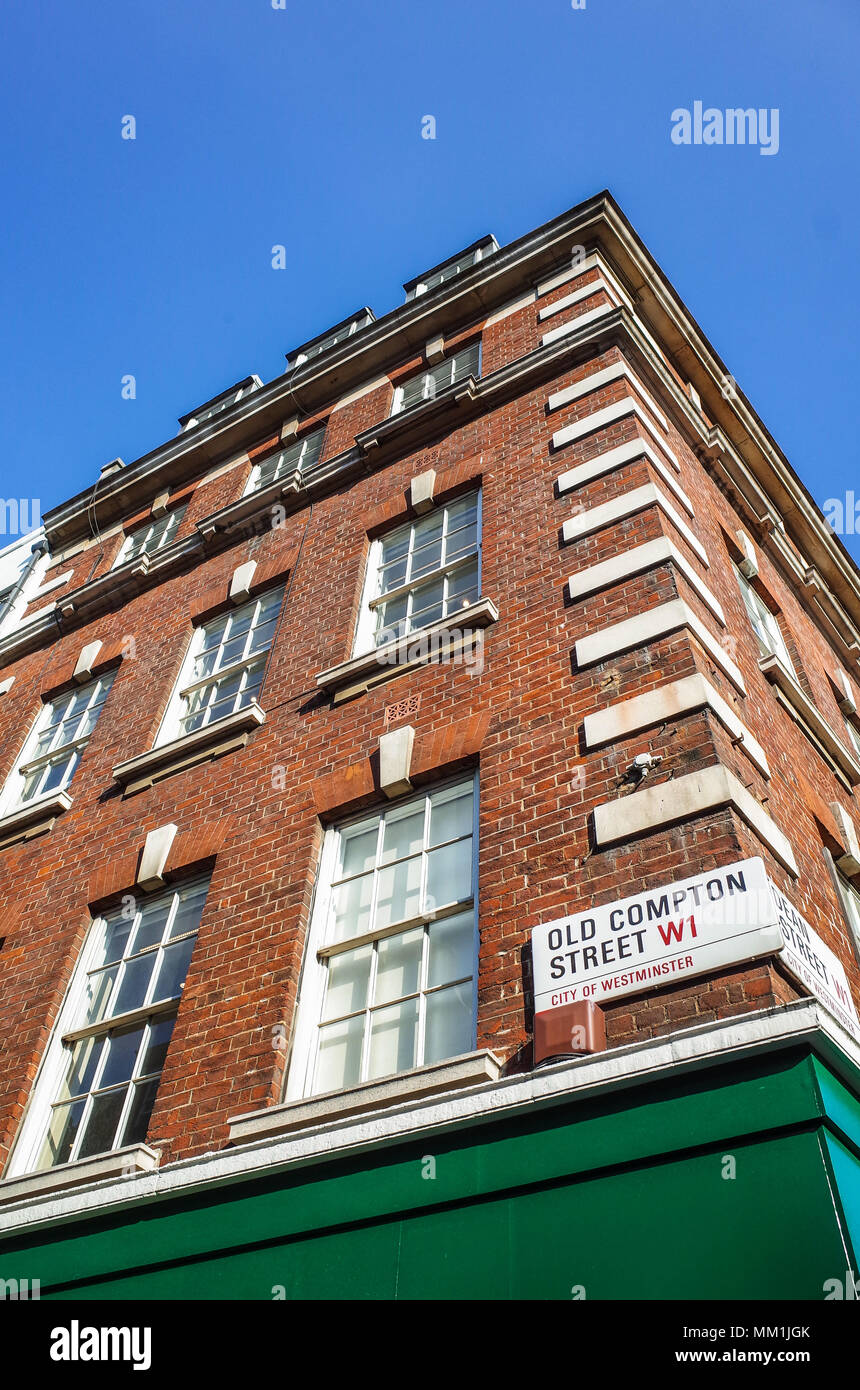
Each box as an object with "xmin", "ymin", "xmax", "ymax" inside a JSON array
[
  {"xmin": 812, "ymin": 1057, "xmax": 860, "ymax": 1153},
  {"xmin": 41, "ymin": 1130, "xmax": 844, "ymax": 1300},
  {"xmin": 49, "ymin": 1220, "xmax": 402, "ymax": 1302},
  {"xmin": 822, "ymin": 1132, "xmax": 860, "ymax": 1269},
  {"xmin": 507, "ymin": 1132, "xmax": 841, "ymax": 1300},
  {"xmin": 0, "ymin": 1049, "xmax": 821, "ymax": 1293}
]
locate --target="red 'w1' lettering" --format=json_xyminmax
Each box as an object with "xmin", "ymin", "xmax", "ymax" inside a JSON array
[{"xmin": 657, "ymin": 914, "xmax": 697, "ymax": 944}]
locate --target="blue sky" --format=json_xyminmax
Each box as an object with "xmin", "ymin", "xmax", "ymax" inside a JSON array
[{"xmin": 1, "ymin": 0, "xmax": 858, "ymax": 553}]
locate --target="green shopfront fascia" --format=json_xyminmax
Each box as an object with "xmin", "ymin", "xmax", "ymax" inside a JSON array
[{"xmin": 1, "ymin": 1017, "xmax": 859, "ymax": 1300}]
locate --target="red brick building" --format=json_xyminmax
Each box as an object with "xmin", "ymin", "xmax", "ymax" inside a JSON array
[{"xmin": 0, "ymin": 192, "xmax": 859, "ymax": 1299}]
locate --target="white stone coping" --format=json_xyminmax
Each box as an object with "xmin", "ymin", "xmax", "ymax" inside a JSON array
[
  {"xmin": 229, "ymin": 1051, "xmax": 503, "ymax": 1144},
  {"xmin": 593, "ymin": 762, "xmax": 798, "ymax": 875},
  {"xmin": 583, "ymin": 672, "xmax": 770, "ymax": 779},
  {"xmin": 759, "ymin": 655, "xmax": 860, "ymax": 786},
  {"xmin": 0, "ymin": 1145, "xmax": 160, "ymax": 1207},
  {"xmin": 0, "ymin": 1000, "xmax": 854, "ymax": 1239},
  {"xmin": 112, "ymin": 703, "xmax": 266, "ymax": 790},
  {"xmin": 316, "ymin": 599, "xmax": 499, "ymax": 693}
]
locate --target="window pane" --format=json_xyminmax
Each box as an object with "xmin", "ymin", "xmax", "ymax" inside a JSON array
[
  {"xmin": 424, "ymin": 983, "xmax": 474, "ymax": 1064},
  {"xmin": 151, "ymin": 935, "xmax": 196, "ymax": 1003},
  {"xmin": 410, "ymin": 537, "xmax": 444, "ymax": 581},
  {"xmin": 38, "ymin": 754, "xmax": 75, "ymax": 796},
  {"xmin": 98, "ymin": 915, "xmax": 135, "ymax": 968},
  {"xmin": 375, "ymin": 856, "xmax": 422, "ymax": 929},
  {"xmin": 169, "ymin": 881, "xmax": 209, "ymax": 939},
  {"xmin": 121, "ymin": 1076, "xmax": 161, "ymax": 1147},
  {"xmin": 446, "ymin": 559, "xmax": 480, "ymax": 610},
  {"xmin": 83, "ymin": 966, "xmax": 119, "ymax": 1025},
  {"xmin": 339, "ymin": 822, "xmax": 378, "ymax": 878},
  {"xmin": 37, "ymin": 1099, "xmax": 86, "ymax": 1170},
  {"xmin": 323, "ymin": 945, "xmax": 372, "ymax": 1020},
  {"xmin": 133, "ymin": 898, "xmax": 171, "ymax": 953},
  {"xmin": 59, "ymin": 1035, "xmax": 105, "ymax": 1103},
  {"xmin": 140, "ymin": 1015, "xmax": 176, "ymax": 1075},
  {"xmin": 375, "ymin": 928, "xmax": 423, "ymax": 1006},
  {"xmin": 444, "ymin": 493, "xmax": 479, "ymax": 532},
  {"xmin": 427, "ymin": 911, "xmax": 475, "ymax": 988},
  {"xmin": 408, "ymin": 576, "xmax": 446, "ymax": 627},
  {"xmin": 112, "ymin": 953, "xmax": 157, "ymax": 1015},
  {"xmin": 376, "ymin": 592, "xmax": 409, "ymax": 641},
  {"xmin": 380, "ymin": 802, "xmax": 425, "ymax": 864},
  {"xmin": 426, "ymin": 838, "xmax": 472, "ymax": 910},
  {"xmin": 77, "ymin": 1089, "xmax": 127, "ymax": 1160},
  {"xmin": 379, "ymin": 555, "xmax": 408, "ymax": 592},
  {"xmin": 412, "ymin": 508, "xmax": 444, "ymax": 547},
  {"xmin": 429, "ymin": 784, "xmax": 473, "ymax": 846},
  {"xmin": 99, "ymin": 1025, "xmax": 145, "ymax": 1089},
  {"xmin": 380, "ymin": 527, "xmax": 411, "ymax": 567},
  {"xmin": 315, "ymin": 1015, "xmax": 364, "ymax": 1094},
  {"xmin": 367, "ymin": 997, "xmax": 418, "ymax": 1080},
  {"xmin": 332, "ymin": 871, "xmax": 373, "ymax": 942}
]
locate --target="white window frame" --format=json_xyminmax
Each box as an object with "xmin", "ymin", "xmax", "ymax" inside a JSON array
[
  {"xmin": 353, "ymin": 489, "xmax": 482, "ymax": 657},
  {"xmin": 156, "ymin": 586, "xmax": 284, "ymax": 747},
  {"xmin": 391, "ymin": 342, "xmax": 481, "ymax": 416},
  {"xmin": 830, "ymin": 860, "xmax": 860, "ymax": 964},
  {"xmin": 113, "ymin": 505, "xmax": 186, "ymax": 570},
  {"xmin": 6, "ymin": 877, "xmax": 209, "ymax": 1178},
  {"xmin": 243, "ymin": 427, "xmax": 326, "ymax": 496},
  {"xmin": 0, "ymin": 671, "xmax": 116, "ymax": 818},
  {"xmin": 286, "ymin": 774, "xmax": 479, "ymax": 1102},
  {"xmin": 736, "ymin": 567, "xmax": 795, "ymax": 672},
  {"xmin": 843, "ymin": 716, "xmax": 860, "ymax": 764}
]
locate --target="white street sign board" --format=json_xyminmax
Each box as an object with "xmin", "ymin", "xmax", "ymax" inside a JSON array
[
  {"xmin": 532, "ymin": 857, "xmax": 783, "ymax": 1011},
  {"xmin": 768, "ymin": 878, "xmax": 860, "ymax": 1044}
]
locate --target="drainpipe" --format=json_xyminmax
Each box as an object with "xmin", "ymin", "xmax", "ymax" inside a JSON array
[{"xmin": 0, "ymin": 537, "xmax": 48, "ymax": 634}]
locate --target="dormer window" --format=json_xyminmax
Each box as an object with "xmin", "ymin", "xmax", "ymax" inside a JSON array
[
  {"xmin": 286, "ymin": 311, "xmax": 375, "ymax": 369},
  {"xmin": 403, "ymin": 237, "xmax": 498, "ymax": 301},
  {"xmin": 178, "ymin": 377, "xmax": 262, "ymax": 433}
]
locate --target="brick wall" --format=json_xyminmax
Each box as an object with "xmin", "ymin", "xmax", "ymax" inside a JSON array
[{"xmin": 0, "ymin": 255, "xmax": 857, "ymax": 1170}]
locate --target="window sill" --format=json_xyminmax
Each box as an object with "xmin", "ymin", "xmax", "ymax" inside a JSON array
[
  {"xmin": 316, "ymin": 598, "xmax": 499, "ymax": 702},
  {"xmin": 759, "ymin": 655, "xmax": 860, "ymax": 787},
  {"xmin": 227, "ymin": 1049, "xmax": 504, "ymax": 1146},
  {"xmin": 0, "ymin": 790, "xmax": 72, "ymax": 850},
  {"xmin": 112, "ymin": 702, "xmax": 266, "ymax": 795},
  {"xmin": 0, "ymin": 1144, "xmax": 160, "ymax": 1207}
]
